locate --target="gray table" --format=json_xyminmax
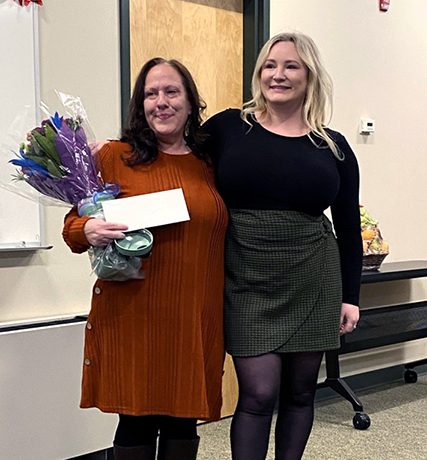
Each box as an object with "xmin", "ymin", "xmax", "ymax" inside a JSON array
[{"xmin": 317, "ymin": 260, "xmax": 427, "ymax": 429}]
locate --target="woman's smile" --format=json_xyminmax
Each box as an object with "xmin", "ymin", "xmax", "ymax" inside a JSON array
[
  {"xmin": 156, "ymin": 112, "xmax": 174, "ymax": 120},
  {"xmin": 269, "ymin": 84, "xmax": 291, "ymax": 91}
]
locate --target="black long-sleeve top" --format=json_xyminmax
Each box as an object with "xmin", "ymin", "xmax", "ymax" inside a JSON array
[{"xmin": 203, "ymin": 108, "xmax": 363, "ymax": 305}]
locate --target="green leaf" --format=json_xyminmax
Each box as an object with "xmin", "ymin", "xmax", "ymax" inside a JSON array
[
  {"xmin": 44, "ymin": 123, "xmax": 57, "ymax": 143},
  {"xmin": 30, "ymin": 139, "xmax": 41, "ymax": 155},
  {"xmin": 25, "ymin": 153, "xmax": 66, "ymax": 178},
  {"xmin": 31, "ymin": 130, "xmax": 62, "ymax": 166},
  {"xmin": 25, "ymin": 152, "xmax": 49, "ymax": 168},
  {"xmin": 45, "ymin": 158, "xmax": 66, "ymax": 178}
]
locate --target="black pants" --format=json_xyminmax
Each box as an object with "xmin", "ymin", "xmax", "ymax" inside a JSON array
[{"xmin": 114, "ymin": 414, "xmax": 198, "ymax": 447}]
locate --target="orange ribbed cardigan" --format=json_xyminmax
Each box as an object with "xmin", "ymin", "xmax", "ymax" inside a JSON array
[{"xmin": 62, "ymin": 142, "xmax": 228, "ymax": 421}]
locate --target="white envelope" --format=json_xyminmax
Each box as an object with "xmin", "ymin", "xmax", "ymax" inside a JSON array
[{"xmin": 101, "ymin": 188, "xmax": 190, "ymax": 231}]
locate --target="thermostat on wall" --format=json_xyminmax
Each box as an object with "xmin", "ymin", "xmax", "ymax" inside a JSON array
[{"xmin": 359, "ymin": 117, "xmax": 375, "ymax": 134}]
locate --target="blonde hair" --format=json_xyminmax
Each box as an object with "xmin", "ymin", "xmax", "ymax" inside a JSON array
[{"xmin": 242, "ymin": 32, "xmax": 343, "ymax": 159}]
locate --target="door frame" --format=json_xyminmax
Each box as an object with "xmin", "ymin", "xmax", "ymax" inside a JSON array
[{"xmin": 118, "ymin": 0, "xmax": 270, "ymax": 127}]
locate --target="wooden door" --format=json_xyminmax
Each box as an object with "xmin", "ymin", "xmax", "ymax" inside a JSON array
[
  {"xmin": 129, "ymin": 0, "xmax": 243, "ymax": 117},
  {"xmin": 129, "ymin": 0, "xmax": 242, "ymax": 418}
]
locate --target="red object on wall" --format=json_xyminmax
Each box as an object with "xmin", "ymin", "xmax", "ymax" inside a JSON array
[
  {"xmin": 379, "ymin": 0, "xmax": 390, "ymax": 11},
  {"xmin": 15, "ymin": 0, "xmax": 43, "ymax": 6}
]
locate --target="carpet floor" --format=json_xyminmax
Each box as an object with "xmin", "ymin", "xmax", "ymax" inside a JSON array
[{"xmin": 197, "ymin": 374, "xmax": 427, "ymax": 460}]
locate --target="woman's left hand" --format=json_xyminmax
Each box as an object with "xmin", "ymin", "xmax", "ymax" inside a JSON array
[
  {"xmin": 339, "ymin": 303, "xmax": 360, "ymax": 335},
  {"xmin": 89, "ymin": 140, "xmax": 109, "ymax": 155}
]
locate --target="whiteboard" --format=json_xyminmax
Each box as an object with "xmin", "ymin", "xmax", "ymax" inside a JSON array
[{"xmin": 0, "ymin": 1, "xmax": 42, "ymax": 249}]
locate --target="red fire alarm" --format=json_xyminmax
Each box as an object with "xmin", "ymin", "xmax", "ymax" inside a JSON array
[{"xmin": 379, "ymin": 0, "xmax": 390, "ymax": 11}]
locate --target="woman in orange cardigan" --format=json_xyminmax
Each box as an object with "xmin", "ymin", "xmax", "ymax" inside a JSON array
[{"xmin": 63, "ymin": 58, "xmax": 227, "ymax": 460}]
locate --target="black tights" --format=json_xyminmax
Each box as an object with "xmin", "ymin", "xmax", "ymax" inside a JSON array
[
  {"xmin": 114, "ymin": 414, "xmax": 198, "ymax": 447},
  {"xmin": 231, "ymin": 351, "xmax": 323, "ymax": 460}
]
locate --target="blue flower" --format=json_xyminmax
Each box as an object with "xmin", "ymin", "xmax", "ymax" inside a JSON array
[
  {"xmin": 9, "ymin": 151, "xmax": 49, "ymax": 176},
  {"xmin": 50, "ymin": 111, "xmax": 63, "ymax": 130}
]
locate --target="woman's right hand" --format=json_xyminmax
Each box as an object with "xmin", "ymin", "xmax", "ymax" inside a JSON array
[{"xmin": 84, "ymin": 218, "xmax": 128, "ymax": 247}]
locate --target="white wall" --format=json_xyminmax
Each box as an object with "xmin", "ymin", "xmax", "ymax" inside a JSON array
[
  {"xmin": 270, "ymin": 0, "xmax": 427, "ymax": 373},
  {"xmin": 0, "ymin": 0, "xmax": 121, "ymax": 324}
]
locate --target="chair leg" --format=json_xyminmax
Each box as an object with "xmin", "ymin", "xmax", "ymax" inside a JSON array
[
  {"xmin": 113, "ymin": 443, "xmax": 156, "ymax": 460},
  {"xmin": 157, "ymin": 436, "xmax": 200, "ymax": 460}
]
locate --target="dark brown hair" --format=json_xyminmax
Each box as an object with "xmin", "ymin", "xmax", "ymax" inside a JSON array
[{"xmin": 120, "ymin": 58, "xmax": 208, "ymax": 165}]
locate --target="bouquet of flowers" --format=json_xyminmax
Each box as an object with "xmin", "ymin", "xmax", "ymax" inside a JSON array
[
  {"xmin": 10, "ymin": 109, "xmax": 102, "ymax": 205},
  {"xmin": 2, "ymin": 91, "xmax": 151, "ymax": 281}
]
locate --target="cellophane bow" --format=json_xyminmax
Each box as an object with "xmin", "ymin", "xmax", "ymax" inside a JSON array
[{"xmin": 1, "ymin": 91, "xmax": 145, "ymax": 281}]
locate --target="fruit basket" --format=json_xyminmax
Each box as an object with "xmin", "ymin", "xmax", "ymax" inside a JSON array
[
  {"xmin": 362, "ymin": 253, "xmax": 388, "ymax": 271},
  {"xmin": 360, "ymin": 205, "xmax": 389, "ymax": 271}
]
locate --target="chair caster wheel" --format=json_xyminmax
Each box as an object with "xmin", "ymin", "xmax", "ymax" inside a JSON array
[
  {"xmin": 353, "ymin": 412, "xmax": 371, "ymax": 430},
  {"xmin": 404, "ymin": 369, "xmax": 418, "ymax": 383}
]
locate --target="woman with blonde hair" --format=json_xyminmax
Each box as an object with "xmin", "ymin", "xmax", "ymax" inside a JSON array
[{"xmin": 204, "ymin": 32, "xmax": 362, "ymax": 460}]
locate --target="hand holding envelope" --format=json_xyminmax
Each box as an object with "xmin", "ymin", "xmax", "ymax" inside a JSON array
[{"xmin": 81, "ymin": 188, "xmax": 189, "ymax": 280}]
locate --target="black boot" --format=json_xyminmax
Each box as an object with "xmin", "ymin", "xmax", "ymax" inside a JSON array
[
  {"xmin": 114, "ymin": 443, "xmax": 156, "ymax": 460},
  {"xmin": 157, "ymin": 436, "xmax": 200, "ymax": 460}
]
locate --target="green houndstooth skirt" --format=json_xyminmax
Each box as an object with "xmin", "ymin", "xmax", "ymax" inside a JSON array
[{"xmin": 224, "ymin": 209, "xmax": 342, "ymax": 356}]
